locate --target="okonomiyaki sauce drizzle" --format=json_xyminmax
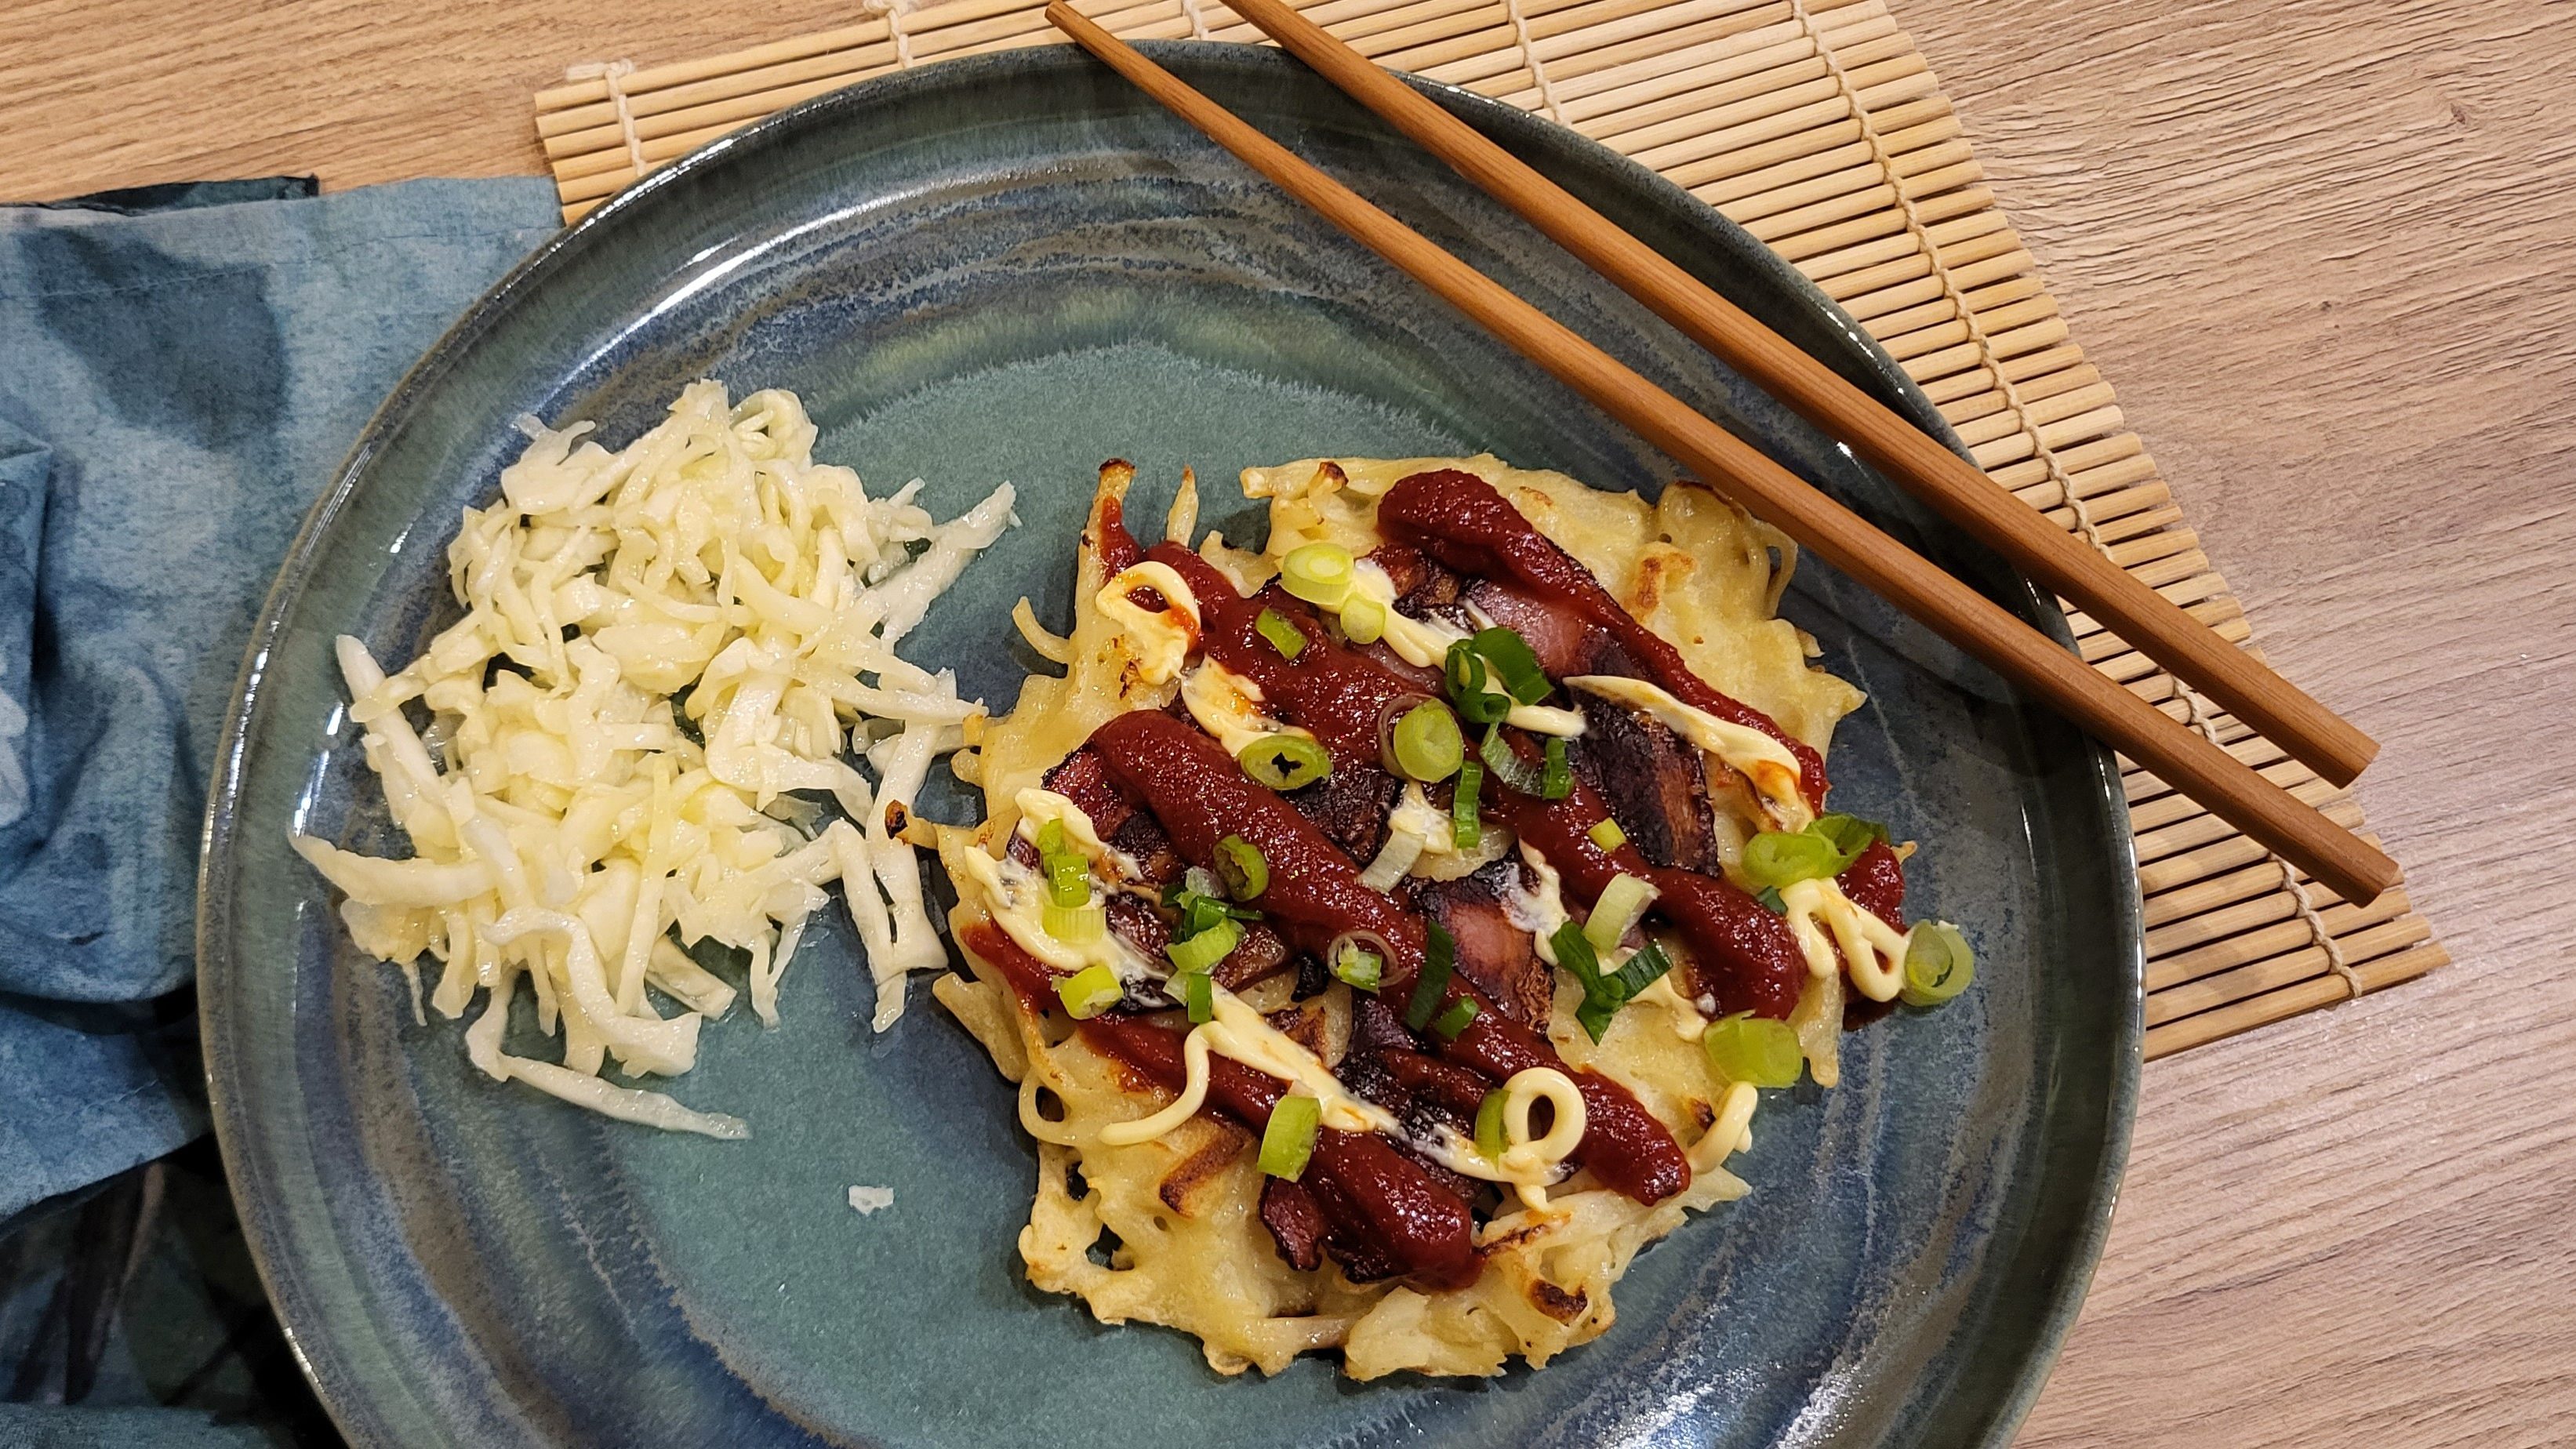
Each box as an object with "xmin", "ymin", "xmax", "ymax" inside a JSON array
[{"xmin": 972, "ymin": 466, "xmax": 1928, "ymax": 1289}]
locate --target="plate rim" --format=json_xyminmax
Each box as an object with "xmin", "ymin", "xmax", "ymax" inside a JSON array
[{"xmin": 198, "ymin": 40, "xmax": 2142, "ymax": 1448}]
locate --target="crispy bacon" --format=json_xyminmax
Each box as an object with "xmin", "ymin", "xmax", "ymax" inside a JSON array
[
  {"xmin": 1038, "ymin": 746, "xmax": 1292, "ymax": 993},
  {"xmin": 1089, "ymin": 710, "xmax": 1691, "ymax": 1205},
  {"xmin": 966, "ymin": 921, "xmax": 1480, "ymax": 1289},
  {"xmin": 1259, "ymin": 1178, "xmax": 1330, "ymax": 1272},
  {"xmin": 1415, "ymin": 863, "xmax": 1557, "ymax": 1026},
  {"xmin": 1566, "ymin": 687, "xmax": 1723, "ymax": 873},
  {"xmin": 1376, "ymin": 469, "xmax": 1829, "ymax": 812}
]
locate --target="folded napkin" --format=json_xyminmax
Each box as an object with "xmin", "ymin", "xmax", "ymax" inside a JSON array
[{"xmin": 0, "ymin": 175, "xmax": 560, "ymax": 1223}]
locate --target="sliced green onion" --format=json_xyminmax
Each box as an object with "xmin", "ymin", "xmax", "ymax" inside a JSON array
[
  {"xmin": 1281, "ymin": 543, "xmax": 1354, "ymax": 608},
  {"xmin": 1451, "ymin": 761, "xmax": 1484, "ymax": 850},
  {"xmin": 1429, "ymin": 997, "xmax": 1481, "ymax": 1040},
  {"xmin": 1055, "ymin": 964, "xmax": 1123, "ymax": 1019},
  {"xmin": 1390, "ymin": 701, "xmax": 1464, "ymax": 782},
  {"xmin": 1740, "ymin": 829, "xmax": 1844, "ymax": 889},
  {"xmin": 1900, "ymin": 921, "xmax": 1975, "ymax": 1008},
  {"xmin": 1238, "ymin": 732, "xmax": 1332, "ymax": 790},
  {"xmin": 1339, "ymin": 594, "xmax": 1387, "ymax": 645},
  {"xmin": 1443, "ymin": 640, "xmax": 1511, "ymax": 725},
  {"xmin": 1404, "ymin": 920, "xmax": 1457, "ymax": 1031},
  {"xmin": 1331, "ymin": 943, "xmax": 1383, "ymax": 993},
  {"xmin": 1214, "ymin": 833, "xmax": 1268, "ymax": 901},
  {"xmin": 1259, "ymin": 1093, "xmax": 1322, "ymax": 1180},
  {"xmin": 1255, "ymin": 607, "xmax": 1307, "ymax": 661},
  {"xmin": 1742, "ymin": 816, "xmax": 1883, "ymax": 889},
  {"xmin": 1542, "ymin": 737, "xmax": 1572, "ymax": 800},
  {"xmin": 1552, "ymin": 921, "xmax": 1663, "ymax": 1044},
  {"xmin": 1164, "ymin": 877, "xmax": 1261, "ymax": 923},
  {"xmin": 1165, "ymin": 916, "xmax": 1242, "ymax": 974},
  {"xmin": 1602, "ymin": 939, "xmax": 1674, "ymax": 1004},
  {"xmin": 1442, "ymin": 638, "xmax": 1487, "ymax": 699},
  {"xmin": 1812, "ymin": 812, "xmax": 1889, "ymax": 861},
  {"xmin": 1583, "ymin": 873, "xmax": 1657, "ymax": 953},
  {"xmin": 1550, "ymin": 921, "xmax": 1602, "ymax": 992},
  {"xmin": 1479, "ymin": 724, "xmax": 1546, "ymax": 796},
  {"xmin": 1181, "ymin": 970, "xmax": 1215, "ymax": 1024},
  {"xmin": 1588, "ymin": 817, "xmax": 1626, "ymax": 853},
  {"xmin": 1701, "ymin": 1011, "xmax": 1803, "ymax": 1088},
  {"xmin": 1043, "ymin": 852, "xmax": 1091, "ymax": 908},
  {"xmin": 1755, "ymin": 885, "xmax": 1786, "ymax": 914},
  {"xmin": 1035, "ymin": 818, "xmax": 1066, "ymax": 856},
  {"xmin": 1042, "ymin": 900, "xmax": 1107, "ymax": 944},
  {"xmin": 1473, "ymin": 1088, "xmax": 1510, "ymax": 1159},
  {"xmin": 1470, "ymin": 626, "xmax": 1552, "ymax": 705},
  {"xmin": 1175, "ymin": 890, "xmax": 1257, "ymax": 937}
]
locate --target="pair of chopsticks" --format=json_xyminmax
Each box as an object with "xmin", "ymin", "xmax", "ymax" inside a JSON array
[{"xmin": 1045, "ymin": 0, "xmax": 2397, "ymax": 906}]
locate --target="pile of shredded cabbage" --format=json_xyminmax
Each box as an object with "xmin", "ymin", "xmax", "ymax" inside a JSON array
[{"xmin": 292, "ymin": 382, "xmax": 1012, "ymax": 1137}]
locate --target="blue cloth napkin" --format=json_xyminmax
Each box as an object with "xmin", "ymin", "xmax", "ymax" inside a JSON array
[{"xmin": 0, "ymin": 175, "xmax": 561, "ymax": 1224}]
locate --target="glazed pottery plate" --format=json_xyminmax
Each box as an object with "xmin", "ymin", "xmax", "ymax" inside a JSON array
[{"xmin": 201, "ymin": 45, "xmax": 2140, "ymax": 1449}]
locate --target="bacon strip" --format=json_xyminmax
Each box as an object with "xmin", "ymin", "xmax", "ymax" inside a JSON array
[
  {"xmin": 1150, "ymin": 540, "xmax": 1810, "ymax": 1020},
  {"xmin": 965, "ymin": 921, "xmax": 1480, "ymax": 1289},
  {"xmin": 1089, "ymin": 710, "xmax": 1691, "ymax": 1204},
  {"xmin": 1375, "ymin": 468, "xmax": 1829, "ymax": 812}
]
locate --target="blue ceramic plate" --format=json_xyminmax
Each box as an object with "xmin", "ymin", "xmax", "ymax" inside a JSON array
[{"xmin": 201, "ymin": 45, "xmax": 2139, "ymax": 1449}]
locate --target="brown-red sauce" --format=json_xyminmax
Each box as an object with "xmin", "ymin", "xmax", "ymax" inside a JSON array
[{"xmin": 1375, "ymin": 469, "xmax": 1830, "ymax": 811}]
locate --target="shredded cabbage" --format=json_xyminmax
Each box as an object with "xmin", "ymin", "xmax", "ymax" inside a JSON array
[{"xmin": 293, "ymin": 382, "xmax": 1012, "ymax": 1133}]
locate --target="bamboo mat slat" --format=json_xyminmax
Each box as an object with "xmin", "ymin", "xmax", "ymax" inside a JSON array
[{"xmin": 529, "ymin": 0, "xmax": 2446, "ymax": 1060}]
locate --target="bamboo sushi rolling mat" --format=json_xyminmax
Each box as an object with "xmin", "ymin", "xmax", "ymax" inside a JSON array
[{"xmin": 529, "ymin": 0, "xmax": 2449, "ymax": 1060}]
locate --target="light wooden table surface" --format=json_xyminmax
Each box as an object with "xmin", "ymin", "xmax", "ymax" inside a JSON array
[{"xmin": 7, "ymin": 1, "xmax": 2571, "ymax": 1443}]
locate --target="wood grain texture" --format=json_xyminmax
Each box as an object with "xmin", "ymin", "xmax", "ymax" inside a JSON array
[{"xmin": 5, "ymin": 0, "xmax": 2571, "ymax": 1443}]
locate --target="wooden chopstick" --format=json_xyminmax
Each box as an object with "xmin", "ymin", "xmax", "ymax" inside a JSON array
[
  {"xmin": 1043, "ymin": 2, "xmax": 2400, "ymax": 907},
  {"xmin": 1214, "ymin": 0, "xmax": 2377, "ymax": 791}
]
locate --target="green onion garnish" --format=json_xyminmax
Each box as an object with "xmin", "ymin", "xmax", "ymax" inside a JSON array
[
  {"xmin": 1553, "ymin": 922, "xmax": 1600, "ymax": 985},
  {"xmin": 1739, "ymin": 829, "xmax": 1844, "ymax": 889},
  {"xmin": 1813, "ymin": 812, "xmax": 1889, "ymax": 859},
  {"xmin": 1451, "ymin": 761, "xmax": 1483, "ymax": 850},
  {"xmin": 1442, "ymin": 640, "xmax": 1511, "ymax": 725},
  {"xmin": 1255, "ymin": 607, "xmax": 1307, "ymax": 661},
  {"xmin": 1042, "ymin": 900, "xmax": 1107, "ymax": 944},
  {"xmin": 1331, "ymin": 943, "xmax": 1382, "ymax": 993},
  {"xmin": 1429, "ymin": 997, "xmax": 1480, "ymax": 1040},
  {"xmin": 1755, "ymin": 885, "xmax": 1786, "ymax": 914},
  {"xmin": 1214, "ymin": 833, "xmax": 1268, "ymax": 901},
  {"xmin": 1442, "ymin": 637, "xmax": 1484, "ymax": 699},
  {"xmin": 1478, "ymin": 724, "xmax": 1546, "ymax": 796},
  {"xmin": 1470, "ymin": 626, "xmax": 1552, "ymax": 705},
  {"xmin": 1043, "ymin": 852, "xmax": 1090, "ymax": 908},
  {"xmin": 1165, "ymin": 915, "xmax": 1242, "ymax": 974},
  {"xmin": 1055, "ymin": 964, "xmax": 1123, "ymax": 1019},
  {"xmin": 1474, "ymin": 1088, "xmax": 1510, "ymax": 1159},
  {"xmin": 1588, "ymin": 817, "xmax": 1626, "ymax": 852},
  {"xmin": 1174, "ymin": 890, "xmax": 1258, "ymax": 936},
  {"xmin": 1740, "ymin": 814, "xmax": 1887, "ymax": 888},
  {"xmin": 1181, "ymin": 970, "xmax": 1215, "ymax": 1023},
  {"xmin": 1036, "ymin": 818, "xmax": 1066, "ymax": 856},
  {"xmin": 1404, "ymin": 920, "xmax": 1456, "ymax": 1031},
  {"xmin": 1550, "ymin": 922, "xmax": 1669, "ymax": 1043},
  {"xmin": 1550, "ymin": 923, "xmax": 1616, "ymax": 1044},
  {"xmin": 1542, "ymin": 737, "xmax": 1571, "ymax": 800},
  {"xmin": 1582, "ymin": 873, "xmax": 1656, "ymax": 953},
  {"xmin": 1701, "ymin": 1011, "xmax": 1803, "ymax": 1088},
  {"xmin": 1390, "ymin": 701, "xmax": 1464, "ymax": 782},
  {"xmin": 1339, "ymin": 595, "xmax": 1386, "ymax": 645},
  {"xmin": 1900, "ymin": 922, "xmax": 1975, "ymax": 1008},
  {"xmin": 1237, "ymin": 732, "xmax": 1332, "ymax": 791},
  {"xmin": 1259, "ymin": 1094, "xmax": 1321, "ymax": 1180},
  {"xmin": 1599, "ymin": 939, "xmax": 1673, "ymax": 1011},
  {"xmin": 1280, "ymin": 543, "xmax": 1354, "ymax": 608}
]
